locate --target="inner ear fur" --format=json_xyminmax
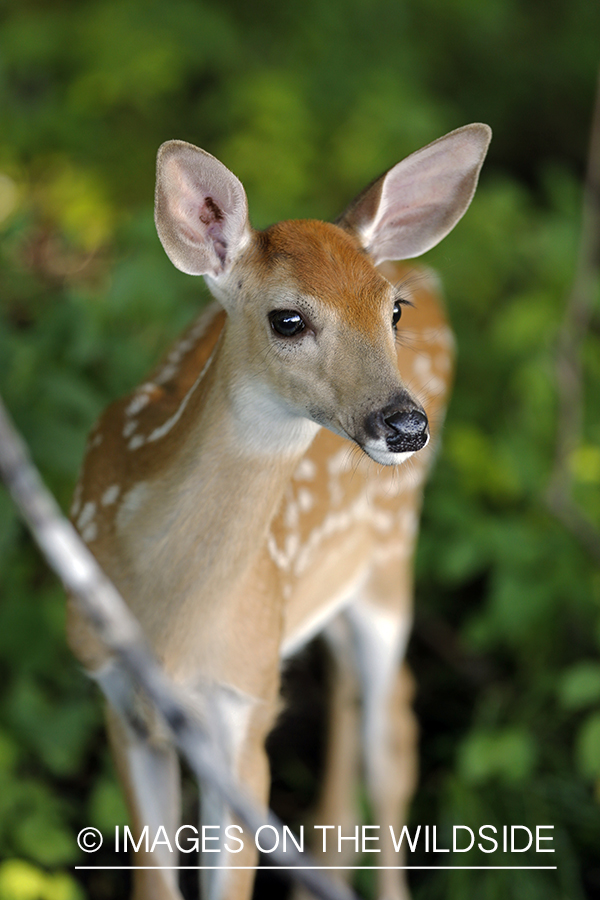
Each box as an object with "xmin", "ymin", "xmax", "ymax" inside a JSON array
[
  {"xmin": 336, "ymin": 123, "xmax": 492, "ymax": 263},
  {"xmin": 155, "ymin": 140, "xmax": 251, "ymax": 278}
]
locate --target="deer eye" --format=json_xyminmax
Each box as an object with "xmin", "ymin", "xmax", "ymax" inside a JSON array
[
  {"xmin": 392, "ymin": 300, "xmax": 403, "ymax": 329},
  {"xmin": 269, "ymin": 310, "xmax": 306, "ymax": 337}
]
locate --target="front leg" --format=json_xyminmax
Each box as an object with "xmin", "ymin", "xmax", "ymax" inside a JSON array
[
  {"xmin": 346, "ymin": 561, "xmax": 417, "ymax": 900},
  {"xmin": 290, "ymin": 554, "xmax": 417, "ymax": 900},
  {"xmin": 194, "ymin": 639, "xmax": 283, "ymax": 900},
  {"xmin": 105, "ymin": 705, "xmax": 183, "ymax": 900}
]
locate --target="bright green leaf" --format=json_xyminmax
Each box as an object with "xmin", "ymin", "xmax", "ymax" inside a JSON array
[{"xmin": 558, "ymin": 663, "xmax": 600, "ymax": 710}]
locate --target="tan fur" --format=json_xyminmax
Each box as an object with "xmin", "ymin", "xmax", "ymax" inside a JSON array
[{"xmin": 256, "ymin": 221, "xmax": 387, "ymax": 331}]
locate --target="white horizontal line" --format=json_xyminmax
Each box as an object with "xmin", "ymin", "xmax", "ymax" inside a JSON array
[{"xmin": 75, "ymin": 866, "xmax": 558, "ymax": 871}]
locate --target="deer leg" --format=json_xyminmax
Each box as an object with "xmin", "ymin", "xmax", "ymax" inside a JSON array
[
  {"xmin": 346, "ymin": 560, "xmax": 417, "ymax": 900},
  {"xmin": 290, "ymin": 557, "xmax": 417, "ymax": 900},
  {"xmin": 194, "ymin": 671, "xmax": 282, "ymax": 900},
  {"xmin": 105, "ymin": 703, "xmax": 183, "ymax": 900},
  {"xmin": 318, "ymin": 615, "xmax": 363, "ymax": 848},
  {"xmin": 287, "ymin": 615, "xmax": 363, "ymax": 900}
]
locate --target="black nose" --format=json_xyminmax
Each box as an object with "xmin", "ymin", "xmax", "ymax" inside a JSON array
[{"xmin": 383, "ymin": 408, "xmax": 429, "ymax": 452}]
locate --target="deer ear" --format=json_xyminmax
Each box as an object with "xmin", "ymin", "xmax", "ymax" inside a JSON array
[
  {"xmin": 155, "ymin": 141, "xmax": 251, "ymax": 278},
  {"xmin": 337, "ymin": 124, "xmax": 492, "ymax": 263}
]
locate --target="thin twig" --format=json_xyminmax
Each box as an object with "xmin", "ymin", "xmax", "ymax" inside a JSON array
[
  {"xmin": 0, "ymin": 395, "xmax": 356, "ymax": 900},
  {"xmin": 546, "ymin": 65, "xmax": 600, "ymax": 563}
]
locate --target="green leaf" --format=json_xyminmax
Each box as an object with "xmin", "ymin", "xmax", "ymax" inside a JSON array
[
  {"xmin": 558, "ymin": 663, "xmax": 600, "ymax": 710},
  {"xmin": 0, "ymin": 860, "xmax": 83, "ymax": 900},
  {"xmin": 458, "ymin": 727, "xmax": 537, "ymax": 785},
  {"xmin": 575, "ymin": 712, "xmax": 600, "ymax": 779},
  {"xmin": 88, "ymin": 773, "xmax": 129, "ymax": 834}
]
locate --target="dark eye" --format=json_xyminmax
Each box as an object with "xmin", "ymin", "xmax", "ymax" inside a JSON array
[
  {"xmin": 269, "ymin": 310, "xmax": 306, "ymax": 337},
  {"xmin": 392, "ymin": 300, "xmax": 403, "ymax": 329}
]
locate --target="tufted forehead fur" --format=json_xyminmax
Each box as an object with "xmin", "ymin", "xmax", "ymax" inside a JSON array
[{"xmin": 255, "ymin": 219, "xmax": 390, "ymax": 330}]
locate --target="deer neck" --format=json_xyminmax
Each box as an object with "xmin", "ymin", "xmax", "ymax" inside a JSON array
[{"xmin": 116, "ymin": 320, "xmax": 319, "ymax": 629}]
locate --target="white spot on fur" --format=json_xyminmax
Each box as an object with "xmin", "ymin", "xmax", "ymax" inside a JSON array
[
  {"xmin": 125, "ymin": 388, "xmax": 153, "ymax": 418},
  {"xmin": 123, "ymin": 310, "xmax": 222, "ymax": 452},
  {"xmin": 297, "ymin": 487, "xmax": 314, "ymax": 513},
  {"xmin": 77, "ymin": 501, "xmax": 96, "ymax": 531},
  {"xmin": 267, "ymin": 532, "xmax": 291, "ymax": 572},
  {"xmin": 293, "ymin": 493, "xmax": 395, "ymax": 577},
  {"xmin": 154, "ymin": 302, "xmax": 222, "ymax": 386},
  {"xmin": 70, "ymin": 482, "xmax": 83, "ymax": 518},
  {"xmin": 268, "ymin": 483, "xmax": 405, "ymax": 580},
  {"xmin": 123, "ymin": 419, "xmax": 138, "ymax": 438},
  {"xmin": 90, "ymin": 433, "xmax": 103, "ymax": 449},
  {"xmin": 101, "ymin": 484, "xmax": 121, "ymax": 507},
  {"xmin": 413, "ymin": 354, "xmax": 432, "ymax": 379},
  {"xmin": 155, "ymin": 363, "xmax": 178, "ymax": 384},
  {"xmin": 294, "ymin": 458, "xmax": 317, "ymax": 481},
  {"xmin": 284, "ymin": 498, "xmax": 299, "ymax": 531},
  {"xmin": 128, "ymin": 434, "xmax": 145, "ymax": 451},
  {"xmin": 285, "ymin": 531, "xmax": 300, "ymax": 564},
  {"xmin": 116, "ymin": 482, "xmax": 150, "ymax": 531},
  {"xmin": 267, "ymin": 529, "xmax": 301, "ymax": 573},
  {"xmin": 81, "ymin": 522, "xmax": 98, "ymax": 543},
  {"xmin": 424, "ymin": 374, "xmax": 446, "ymax": 397},
  {"xmin": 147, "ymin": 346, "xmax": 218, "ymax": 444}
]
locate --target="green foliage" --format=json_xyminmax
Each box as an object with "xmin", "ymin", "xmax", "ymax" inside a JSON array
[
  {"xmin": 458, "ymin": 727, "xmax": 537, "ymax": 785},
  {"xmin": 0, "ymin": 860, "xmax": 83, "ymax": 900},
  {"xmin": 576, "ymin": 713, "xmax": 600, "ymax": 780},
  {"xmin": 558, "ymin": 663, "xmax": 600, "ymax": 711},
  {"xmin": 1, "ymin": 0, "xmax": 599, "ymax": 898}
]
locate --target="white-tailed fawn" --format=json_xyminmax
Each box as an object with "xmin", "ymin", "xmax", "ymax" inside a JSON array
[{"xmin": 68, "ymin": 124, "xmax": 491, "ymax": 900}]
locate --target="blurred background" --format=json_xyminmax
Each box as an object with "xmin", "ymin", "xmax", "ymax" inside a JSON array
[{"xmin": 1, "ymin": 0, "xmax": 600, "ymax": 898}]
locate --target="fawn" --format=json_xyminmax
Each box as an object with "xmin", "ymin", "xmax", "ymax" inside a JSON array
[{"xmin": 68, "ymin": 124, "xmax": 491, "ymax": 900}]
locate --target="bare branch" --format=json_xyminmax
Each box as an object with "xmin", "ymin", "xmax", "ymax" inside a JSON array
[{"xmin": 0, "ymin": 394, "xmax": 357, "ymax": 900}]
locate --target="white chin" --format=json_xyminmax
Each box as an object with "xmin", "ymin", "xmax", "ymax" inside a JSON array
[
  {"xmin": 364, "ymin": 446, "xmax": 416, "ymax": 466},
  {"xmin": 363, "ymin": 434, "xmax": 429, "ymax": 466}
]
